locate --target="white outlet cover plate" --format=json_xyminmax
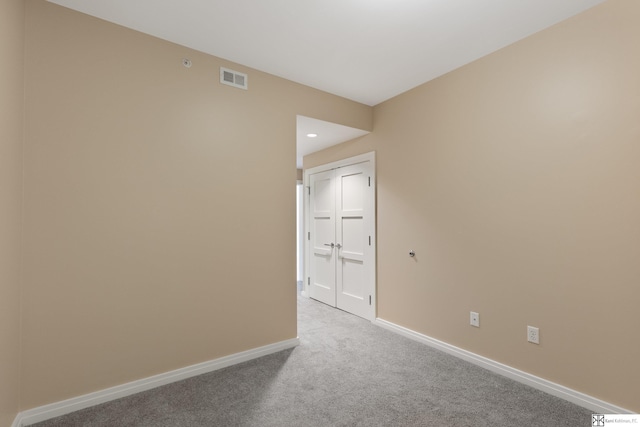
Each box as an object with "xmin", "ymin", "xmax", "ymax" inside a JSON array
[
  {"xmin": 470, "ymin": 312, "xmax": 480, "ymax": 327},
  {"xmin": 527, "ymin": 326, "xmax": 539, "ymax": 344}
]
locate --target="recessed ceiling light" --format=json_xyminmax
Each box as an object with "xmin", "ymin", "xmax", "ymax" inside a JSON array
[{"xmin": 307, "ymin": 133, "xmax": 318, "ymax": 138}]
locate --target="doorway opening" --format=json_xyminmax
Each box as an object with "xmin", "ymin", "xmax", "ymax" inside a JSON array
[
  {"xmin": 303, "ymin": 152, "xmax": 376, "ymax": 321},
  {"xmin": 294, "ymin": 116, "xmax": 372, "ymax": 321}
]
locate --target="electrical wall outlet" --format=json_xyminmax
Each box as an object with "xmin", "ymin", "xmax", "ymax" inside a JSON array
[
  {"xmin": 527, "ymin": 326, "xmax": 539, "ymax": 344},
  {"xmin": 470, "ymin": 311, "xmax": 480, "ymax": 327}
]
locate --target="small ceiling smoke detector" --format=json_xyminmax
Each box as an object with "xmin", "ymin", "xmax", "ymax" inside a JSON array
[{"xmin": 220, "ymin": 67, "xmax": 248, "ymax": 90}]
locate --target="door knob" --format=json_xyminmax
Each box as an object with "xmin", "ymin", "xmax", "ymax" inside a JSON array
[
  {"xmin": 335, "ymin": 243, "xmax": 342, "ymax": 249},
  {"xmin": 324, "ymin": 243, "xmax": 335, "ymax": 248}
]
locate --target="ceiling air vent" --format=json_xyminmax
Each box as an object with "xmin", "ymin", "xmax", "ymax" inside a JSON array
[{"xmin": 220, "ymin": 67, "xmax": 248, "ymax": 90}]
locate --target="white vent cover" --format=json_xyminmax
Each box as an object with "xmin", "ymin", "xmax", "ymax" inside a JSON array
[{"xmin": 220, "ymin": 67, "xmax": 248, "ymax": 90}]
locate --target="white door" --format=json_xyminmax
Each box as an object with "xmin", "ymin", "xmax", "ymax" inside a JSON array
[
  {"xmin": 307, "ymin": 157, "xmax": 375, "ymax": 320},
  {"xmin": 335, "ymin": 163, "xmax": 372, "ymax": 319},
  {"xmin": 309, "ymin": 170, "xmax": 336, "ymax": 306}
]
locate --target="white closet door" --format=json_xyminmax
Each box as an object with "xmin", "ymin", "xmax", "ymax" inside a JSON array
[
  {"xmin": 335, "ymin": 163, "xmax": 372, "ymax": 319},
  {"xmin": 309, "ymin": 170, "xmax": 336, "ymax": 307},
  {"xmin": 307, "ymin": 159, "xmax": 375, "ymax": 321}
]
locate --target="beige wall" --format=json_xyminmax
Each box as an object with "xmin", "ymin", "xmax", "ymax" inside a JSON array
[
  {"xmin": 0, "ymin": 0, "xmax": 25, "ymax": 424},
  {"xmin": 306, "ymin": 0, "xmax": 639, "ymax": 412},
  {"xmin": 22, "ymin": 0, "xmax": 371, "ymax": 409}
]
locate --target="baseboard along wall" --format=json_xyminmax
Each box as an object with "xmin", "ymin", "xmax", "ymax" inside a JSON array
[
  {"xmin": 15, "ymin": 338, "xmax": 300, "ymax": 427},
  {"xmin": 13, "ymin": 317, "xmax": 633, "ymax": 427},
  {"xmin": 373, "ymin": 318, "xmax": 632, "ymax": 415}
]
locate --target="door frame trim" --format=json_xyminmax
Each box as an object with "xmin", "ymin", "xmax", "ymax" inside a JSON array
[{"xmin": 303, "ymin": 151, "xmax": 376, "ymax": 320}]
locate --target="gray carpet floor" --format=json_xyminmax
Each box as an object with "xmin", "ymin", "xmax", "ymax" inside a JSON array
[{"xmin": 33, "ymin": 296, "xmax": 592, "ymax": 426}]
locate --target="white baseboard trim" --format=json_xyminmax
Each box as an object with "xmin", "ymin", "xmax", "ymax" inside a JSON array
[
  {"xmin": 18, "ymin": 337, "xmax": 300, "ymax": 426},
  {"xmin": 373, "ymin": 318, "xmax": 632, "ymax": 415},
  {"xmin": 11, "ymin": 414, "xmax": 22, "ymax": 427}
]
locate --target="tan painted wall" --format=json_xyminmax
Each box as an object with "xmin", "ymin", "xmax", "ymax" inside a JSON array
[
  {"xmin": 22, "ymin": 0, "xmax": 371, "ymax": 409},
  {"xmin": 0, "ymin": 0, "xmax": 25, "ymax": 424},
  {"xmin": 305, "ymin": 0, "xmax": 640, "ymax": 411}
]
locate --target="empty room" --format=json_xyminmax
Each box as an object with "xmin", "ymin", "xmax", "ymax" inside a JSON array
[{"xmin": 1, "ymin": 0, "xmax": 638, "ymax": 426}]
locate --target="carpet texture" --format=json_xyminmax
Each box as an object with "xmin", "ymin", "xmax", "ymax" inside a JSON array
[{"xmin": 32, "ymin": 296, "xmax": 592, "ymax": 426}]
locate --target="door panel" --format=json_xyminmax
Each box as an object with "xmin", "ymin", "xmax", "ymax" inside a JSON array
[
  {"xmin": 340, "ymin": 173, "xmax": 364, "ymax": 212},
  {"xmin": 313, "ymin": 254, "xmax": 333, "ymax": 291},
  {"xmin": 341, "ymin": 259, "xmax": 364, "ymax": 298},
  {"xmin": 341, "ymin": 217, "xmax": 364, "ymax": 262},
  {"xmin": 336, "ymin": 163, "xmax": 370, "ymax": 319},
  {"xmin": 309, "ymin": 170, "xmax": 336, "ymax": 306},
  {"xmin": 313, "ymin": 175, "xmax": 333, "ymax": 213}
]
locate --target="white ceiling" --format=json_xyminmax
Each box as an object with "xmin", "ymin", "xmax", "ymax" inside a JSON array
[
  {"xmin": 297, "ymin": 116, "xmax": 369, "ymax": 169},
  {"xmin": 47, "ymin": 0, "xmax": 606, "ymax": 165}
]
